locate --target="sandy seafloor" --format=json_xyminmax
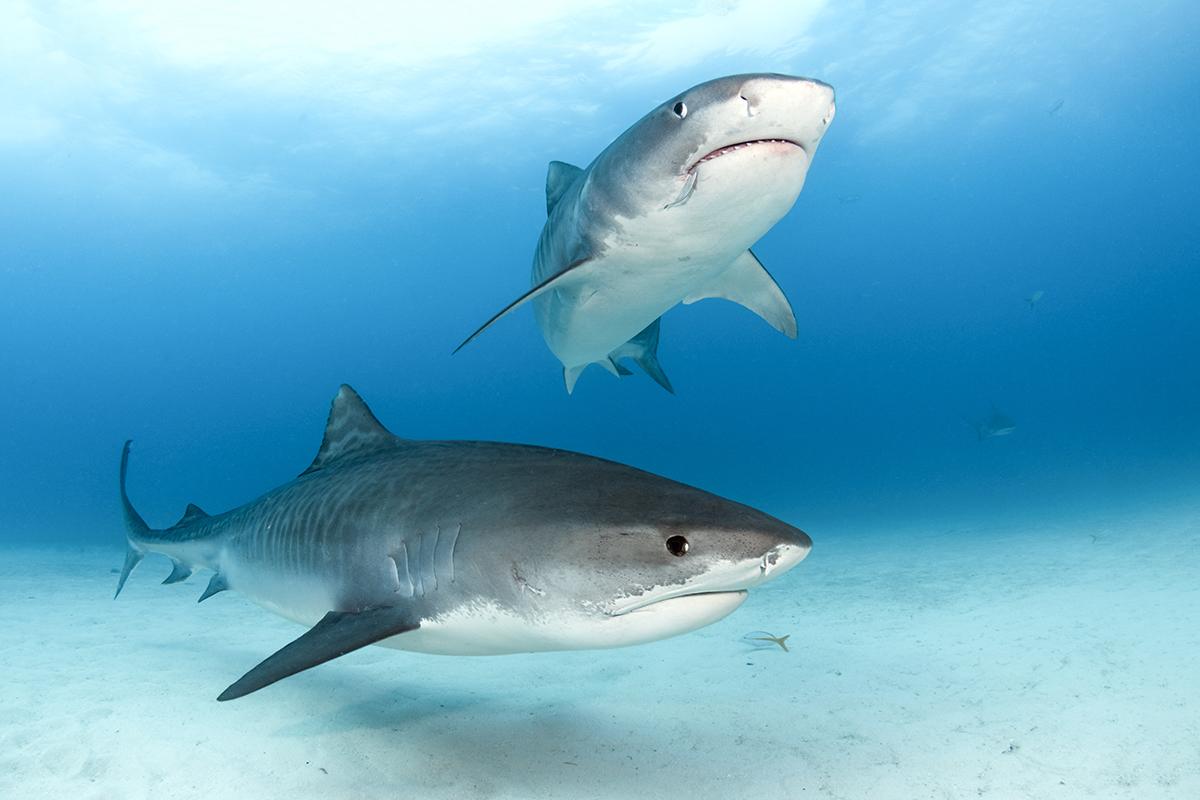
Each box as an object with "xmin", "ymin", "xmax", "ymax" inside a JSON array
[{"xmin": 3, "ymin": 496, "xmax": 1198, "ymax": 800}]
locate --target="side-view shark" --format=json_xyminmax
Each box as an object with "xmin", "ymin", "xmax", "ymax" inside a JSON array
[
  {"xmin": 116, "ymin": 385, "xmax": 812, "ymax": 701},
  {"xmin": 455, "ymin": 73, "xmax": 837, "ymax": 393}
]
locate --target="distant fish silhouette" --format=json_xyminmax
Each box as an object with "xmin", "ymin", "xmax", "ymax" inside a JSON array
[
  {"xmin": 1026, "ymin": 289, "xmax": 1045, "ymax": 310},
  {"xmin": 743, "ymin": 631, "xmax": 790, "ymax": 652},
  {"xmin": 970, "ymin": 409, "xmax": 1017, "ymax": 441},
  {"xmin": 1048, "ymin": 98, "xmax": 1065, "ymax": 116}
]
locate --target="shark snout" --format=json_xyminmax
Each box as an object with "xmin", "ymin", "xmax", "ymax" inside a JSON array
[
  {"xmin": 760, "ymin": 526, "xmax": 812, "ymax": 577},
  {"xmin": 734, "ymin": 75, "xmax": 835, "ymax": 153},
  {"xmin": 745, "ymin": 73, "xmax": 832, "ymax": 91},
  {"xmin": 760, "ymin": 540, "xmax": 810, "ymax": 578},
  {"xmin": 738, "ymin": 75, "xmax": 834, "ymax": 110}
]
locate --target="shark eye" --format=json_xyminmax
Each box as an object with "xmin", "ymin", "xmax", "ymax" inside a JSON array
[
  {"xmin": 672, "ymin": 101, "xmax": 687, "ymax": 119},
  {"xmin": 666, "ymin": 535, "xmax": 690, "ymax": 556}
]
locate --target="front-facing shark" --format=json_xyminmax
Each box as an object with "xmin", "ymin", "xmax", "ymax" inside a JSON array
[
  {"xmin": 115, "ymin": 385, "xmax": 812, "ymax": 700},
  {"xmin": 456, "ymin": 73, "xmax": 836, "ymax": 392}
]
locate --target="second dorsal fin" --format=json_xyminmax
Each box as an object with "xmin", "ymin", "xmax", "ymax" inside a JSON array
[{"xmin": 301, "ymin": 385, "xmax": 404, "ymax": 476}]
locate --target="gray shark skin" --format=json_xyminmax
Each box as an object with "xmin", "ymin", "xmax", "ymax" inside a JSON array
[
  {"xmin": 456, "ymin": 73, "xmax": 836, "ymax": 393},
  {"xmin": 116, "ymin": 385, "xmax": 812, "ymax": 701}
]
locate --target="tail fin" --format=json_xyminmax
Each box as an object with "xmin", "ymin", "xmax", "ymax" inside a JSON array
[
  {"xmin": 610, "ymin": 318, "xmax": 674, "ymax": 394},
  {"xmin": 115, "ymin": 440, "xmax": 149, "ymax": 598}
]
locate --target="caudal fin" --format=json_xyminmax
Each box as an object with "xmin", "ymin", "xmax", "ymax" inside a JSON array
[
  {"xmin": 115, "ymin": 440, "xmax": 149, "ymax": 598},
  {"xmin": 611, "ymin": 318, "xmax": 674, "ymax": 394}
]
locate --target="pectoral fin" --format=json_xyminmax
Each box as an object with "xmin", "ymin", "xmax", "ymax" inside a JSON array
[
  {"xmin": 683, "ymin": 250, "xmax": 797, "ymax": 338},
  {"xmin": 217, "ymin": 606, "xmax": 421, "ymax": 701},
  {"xmin": 453, "ymin": 258, "xmax": 594, "ymax": 354}
]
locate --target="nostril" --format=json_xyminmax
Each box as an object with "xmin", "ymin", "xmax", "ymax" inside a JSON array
[
  {"xmin": 739, "ymin": 94, "xmax": 757, "ymax": 117},
  {"xmin": 759, "ymin": 548, "xmax": 784, "ymax": 575}
]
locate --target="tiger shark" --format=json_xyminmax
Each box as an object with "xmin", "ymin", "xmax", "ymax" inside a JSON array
[
  {"xmin": 116, "ymin": 385, "xmax": 812, "ymax": 700},
  {"xmin": 455, "ymin": 73, "xmax": 836, "ymax": 393}
]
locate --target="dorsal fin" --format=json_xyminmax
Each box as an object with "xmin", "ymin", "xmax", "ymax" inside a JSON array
[
  {"xmin": 301, "ymin": 385, "xmax": 402, "ymax": 476},
  {"xmin": 546, "ymin": 161, "xmax": 583, "ymax": 215},
  {"xmin": 174, "ymin": 503, "xmax": 210, "ymax": 528}
]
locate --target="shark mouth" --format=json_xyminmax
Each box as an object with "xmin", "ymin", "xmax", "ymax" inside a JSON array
[
  {"xmin": 610, "ymin": 544, "xmax": 809, "ymax": 616},
  {"xmin": 610, "ymin": 589, "xmax": 748, "ymax": 616},
  {"xmin": 688, "ymin": 138, "xmax": 803, "ymax": 172}
]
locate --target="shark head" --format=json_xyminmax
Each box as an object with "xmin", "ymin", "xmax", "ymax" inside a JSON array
[
  {"xmin": 587, "ymin": 73, "xmax": 835, "ymax": 246},
  {"xmin": 515, "ymin": 462, "xmax": 813, "ymax": 650}
]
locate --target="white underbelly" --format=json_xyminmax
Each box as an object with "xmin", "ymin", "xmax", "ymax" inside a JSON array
[
  {"xmin": 538, "ymin": 251, "xmax": 732, "ymax": 366},
  {"xmin": 222, "ymin": 556, "xmax": 339, "ymax": 629},
  {"xmin": 378, "ymin": 592, "xmax": 747, "ymax": 656},
  {"xmin": 221, "ymin": 548, "xmax": 749, "ymax": 657},
  {"xmin": 535, "ymin": 154, "xmax": 808, "ymax": 368}
]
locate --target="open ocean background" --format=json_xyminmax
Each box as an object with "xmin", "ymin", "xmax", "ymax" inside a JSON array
[
  {"xmin": 2, "ymin": 1, "xmax": 1198, "ymax": 542},
  {"xmin": 3, "ymin": 4, "xmax": 1200, "ymax": 799}
]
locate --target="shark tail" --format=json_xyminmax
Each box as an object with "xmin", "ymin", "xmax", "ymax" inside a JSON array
[
  {"xmin": 116, "ymin": 441, "xmax": 149, "ymax": 598},
  {"xmin": 611, "ymin": 318, "xmax": 674, "ymax": 394},
  {"xmin": 115, "ymin": 442, "xmax": 214, "ymax": 599}
]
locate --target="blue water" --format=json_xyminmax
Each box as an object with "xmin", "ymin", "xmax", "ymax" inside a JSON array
[
  {"xmin": 3, "ymin": 3, "xmax": 1200, "ymax": 798},
  {"xmin": 3, "ymin": 3, "xmax": 1198, "ymax": 543}
]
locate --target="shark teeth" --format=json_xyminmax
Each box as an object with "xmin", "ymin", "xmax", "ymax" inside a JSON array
[{"xmin": 692, "ymin": 138, "xmax": 801, "ymax": 169}]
